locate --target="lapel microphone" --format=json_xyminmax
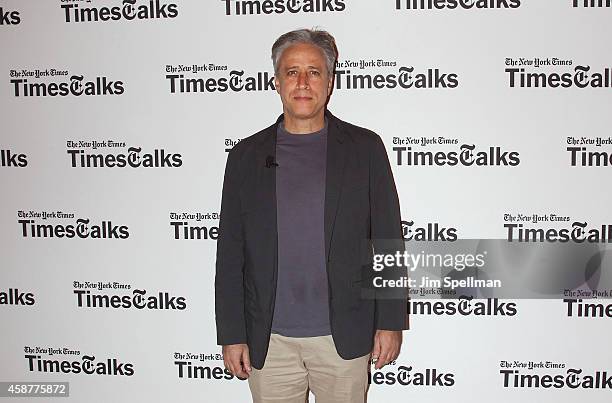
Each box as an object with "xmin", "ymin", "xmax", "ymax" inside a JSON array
[{"xmin": 265, "ymin": 155, "xmax": 279, "ymax": 168}]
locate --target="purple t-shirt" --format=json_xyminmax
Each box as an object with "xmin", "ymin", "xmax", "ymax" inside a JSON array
[{"xmin": 271, "ymin": 119, "xmax": 331, "ymax": 337}]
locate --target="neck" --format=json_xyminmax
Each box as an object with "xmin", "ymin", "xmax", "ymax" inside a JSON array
[{"xmin": 282, "ymin": 112, "xmax": 326, "ymax": 134}]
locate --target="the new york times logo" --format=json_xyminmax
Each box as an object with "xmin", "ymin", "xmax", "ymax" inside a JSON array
[
  {"xmin": 1, "ymin": 149, "xmax": 27, "ymax": 167},
  {"xmin": 394, "ymin": 0, "xmax": 520, "ymax": 9},
  {"xmin": 9, "ymin": 69, "xmax": 124, "ymax": 97},
  {"xmin": 369, "ymin": 362, "xmax": 455, "ymax": 386},
  {"xmin": 61, "ymin": 0, "xmax": 178, "ymax": 23},
  {"xmin": 335, "ymin": 67, "xmax": 458, "ymax": 89},
  {"xmin": 564, "ymin": 299, "xmax": 612, "ymax": 318},
  {"xmin": 504, "ymin": 219, "xmax": 612, "ymax": 243},
  {"xmin": 567, "ymin": 135, "xmax": 612, "ymax": 167},
  {"xmin": 174, "ymin": 351, "xmax": 238, "ymax": 380},
  {"xmin": 73, "ymin": 281, "xmax": 187, "ymax": 310},
  {"xmin": 505, "ymin": 57, "xmax": 612, "ymax": 88},
  {"xmin": 167, "ymin": 63, "xmax": 458, "ymax": 92},
  {"xmin": 500, "ymin": 365, "xmax": 612, "ymax": 389},
  {"xmin": 0, "ymin": 6, "xmax": 20, "ymax": 25},
  {"xmin": 166, "ymin": 69, "xmax": 274, "ymax": 93},
  {"xmin": 401, "ymin": 220, "xmax": 457, "ymax": 242},
  {"xmin": 66, "ymin": 140, "xmax": 182, "ymax": 168},
  {"xmin": 0, "ymin": 288, "xmax": 35, "ymax": 306},
  {"xmin": 170, "ymin": 212, "xmax": 219, "ymax": 240},
  {"xmin": 392, "ymin": 139, "xmax": 520, "ymax": 166},
  {"xmin": 222, "ymin": 0, "xmax": 345, "ymax": 15},
  {"xmin": 23, "ymin": 346, "xmax": 134, "ymax": 376},
  {"xmin": 573, "ymin": 0, "xmax": 611, "ymax": 7},
  {"xmin": 408, "ymin": 297, "xmax": 517, "ymax": 316},
  {"xmin": 17, "ymin": 210, "xmax": 129, "ymax": 239}
]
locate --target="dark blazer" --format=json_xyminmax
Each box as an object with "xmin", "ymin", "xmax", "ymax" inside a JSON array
[{"xmin": 215, "ymin": 110, "xmax": 408, "ymax": 370}]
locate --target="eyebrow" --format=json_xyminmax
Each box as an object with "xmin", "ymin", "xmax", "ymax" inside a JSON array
[{"xmin": 284, "ymin": 65, "xmax": 321, "ymax": 70}]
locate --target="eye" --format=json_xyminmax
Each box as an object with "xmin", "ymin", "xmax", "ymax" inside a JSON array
[
  {"xmin": 309, "ymin": 70, "xmax": 321, "ymax": 76},
  {"xmin": 287, "ymin": 70, "xmax": 297, "ymax": 76}
]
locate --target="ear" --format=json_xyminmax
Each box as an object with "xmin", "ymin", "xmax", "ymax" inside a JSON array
[
  {"xmin": 327, "ymin": 75, "xmax": 333, "ymax": 95},
  {"xmin": 274, "ymin": 76, "xmax": 280, "ymax": 94}
]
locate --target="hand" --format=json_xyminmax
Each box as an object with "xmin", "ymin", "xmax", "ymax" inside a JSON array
[
  {"xmin": 371, "ymin": 330, "xmax": 402, "ymax": 369},
  {"xmin": 222, "ymin": 343, "xmax": 252, "ymax": 379}
]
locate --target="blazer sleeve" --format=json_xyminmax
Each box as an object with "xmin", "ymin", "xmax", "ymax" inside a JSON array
[
  {"xmin": 369, "ymin": 133, "xmax": 409, "ymax": 331},
  {"xmin": 214, "ymin": 147, "xmax": 247, "ymax": 345}
]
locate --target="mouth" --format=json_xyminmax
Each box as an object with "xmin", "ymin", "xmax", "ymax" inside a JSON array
[{"xmin": 293, "ymin": 96, "xmax": 312, "ymax": 101}]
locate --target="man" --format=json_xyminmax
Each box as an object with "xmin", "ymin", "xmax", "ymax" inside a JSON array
[{"xmin": 215, "ymin": 28, "xmax": 408, "ymax": 403}]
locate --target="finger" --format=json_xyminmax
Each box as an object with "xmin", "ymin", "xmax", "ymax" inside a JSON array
[
  {"xmin": 375, "ymin": 351, "xmax": 387, "ymax": 369},
  {"xmin": 229, "ymin": 354, "xmax": 247, "ymax": 379},
  {"xmin": 229, "ymin": 355, "xmax": 241, "ymax": 376},
  {"xmin": 235, "ymin": 368, "xmax": 248, "ymax": 379},
  {"xmin": 376, "ymin": 343, "xmax": 392, "ymax": 369},
  {"xmin": 242, "ymin": 348, "xmax": 252, "ymax": 374},
  {"xmin": 371, "ymin": 336, "xmax": 381, "ymax": 360}
]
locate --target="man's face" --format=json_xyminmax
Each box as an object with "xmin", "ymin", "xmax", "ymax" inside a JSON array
[{"xmin": 274, "ymin": 43, "xmax": 333, "ymax": 124}]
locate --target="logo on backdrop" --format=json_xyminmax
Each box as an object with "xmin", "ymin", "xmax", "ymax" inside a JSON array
[
  {"xmin": 73, "ymin": 281, "xmax": 187, "ymax": 310},
  {"xmin": 504, "ymin": 57, "xmax": 612, "ymax": 88},
  {"xmin": 1, "ymin": 149, "xmax": 27, "ymax": 167},
  {"xmin": 60, "ymin": 0, "xmax": 179, "ymax": 23},
  {"xmin": 23, "ymin": 346, "xmax": 134, "ymax": 376},
  {"xmin": 66, "ymin": 140, "xmax": 182, "ymax": 168},
  {"xmin": 174, "ymin": 351, "xmax": 241, "ymax": 380},
  {"xmin": 499, "ymin": 360, "xmax": 612, "ymax": 389},
  {"xmin": 0, "ymin": 288, "xmax": 35, "ymax": 306},
  {"xmin": 394, "ymin": 0, "xmax": 521, "ymax": 10},
  {"xmin": 170, "ymin": 211, "xmax": 219, "ymax": 240},
  {"xmin": 165, "ymin": 57, "xmax": 458, "ymax": 93},
  {"xmin": 165, "ymin": 63, "xmax": 274, "ymax": 93},
  {"xmin": 221, "ymin": 0, "xmax": 345, "ymax": 15},
  {"xmin": 0, "ymin": 6, "xmax": 20, "ymax": 24},
  {"xmin": 334, "ymin": 57, "xmax": 458, "ymax": 89},
  {"xmin": 369, "ymin": 361, "xmax": 455, "ymax": 386},
  {"xmin": 17, "ymin": 210, "xmax": 129, "ymax": 239},
  {"xmin": 401, "ymin": 219, "xmax": 458, "ymax": 242},
  {"xmin": 566, "ymin": 136, "xmax": 612, "ymax": 167},
  {"xmin": 408, "ymin": 297, "xmax": 518, "ymax": 315},
  {"xmin": 9, "ymin": 68, "xmax": 124, "ymax": 97},
  {"xmin": 391, "ymin": 136, "xmax": 520, "ymax": 167},
  {"xmin": 563, "ymin": 298, "xmax": 612, "ymax": 317},
  {"xmin": 503, "ymin": 213, "xmax": 612, "ymax": 243},
  {"xmin": 572, "ymin": 0, "xmax": 611, "ymax": 7}
]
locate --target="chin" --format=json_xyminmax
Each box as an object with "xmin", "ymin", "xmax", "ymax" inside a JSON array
[{"xmin": 290, "ymin": 108, "xmax": 316, "ymax": 118}]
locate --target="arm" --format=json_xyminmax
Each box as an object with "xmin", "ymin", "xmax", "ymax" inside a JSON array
[
  {"xmin": 369, "ymin": 133, "xmax": 409, "ymax": 330},
  {"xmin": 215, "ymin": 148, "xmax": 252, "ymax": 378},
  {"xmin": 369, "ymin": 133, "xmax": 409, "ymax": 368},
  {"xmin": 215, "ymin": 148, "xmax": 247, "ymax": 345}
]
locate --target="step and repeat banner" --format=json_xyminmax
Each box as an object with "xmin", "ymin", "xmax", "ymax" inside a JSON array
[{"xmin": 1, "ymin": 0, "xmax": 611, "ymax": 402}]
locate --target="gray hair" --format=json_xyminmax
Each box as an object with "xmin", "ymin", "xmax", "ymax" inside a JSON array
[{"xmin": 271, "ymin": 28, "xmax": 338, "ymax": 76}]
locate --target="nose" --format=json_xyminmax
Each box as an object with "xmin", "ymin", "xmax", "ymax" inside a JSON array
[{"xmin": 296, "ymin": 71, "xmax": 309, "ymax": 89}]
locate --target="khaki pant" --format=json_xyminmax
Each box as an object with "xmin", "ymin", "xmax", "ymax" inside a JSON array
[{"xmin": 248, "ymin": 333, "xmax": 370, "ymax": 403}]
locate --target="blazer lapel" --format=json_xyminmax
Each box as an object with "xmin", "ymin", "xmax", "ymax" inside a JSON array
[
  {"xmin": 254, "ymin": 117, "xmax": 280, "ymax": 219},
  {"xmin": 324, "ymin": 111, "xmax": 348, "ymax": 263}
]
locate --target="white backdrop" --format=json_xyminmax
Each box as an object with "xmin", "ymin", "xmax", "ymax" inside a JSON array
[{"xmin": 1, "ymin": 0, "xmax": 611, "ymax": 401}]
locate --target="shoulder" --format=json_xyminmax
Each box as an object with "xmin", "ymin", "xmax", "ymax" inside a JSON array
[
  {"xmin": 330, "ymin": 113, "xmax": 384, "ymax": 149},
  {"xmin": 226, "ymin": 121, "xmax": 275, "ymax": 157}
]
